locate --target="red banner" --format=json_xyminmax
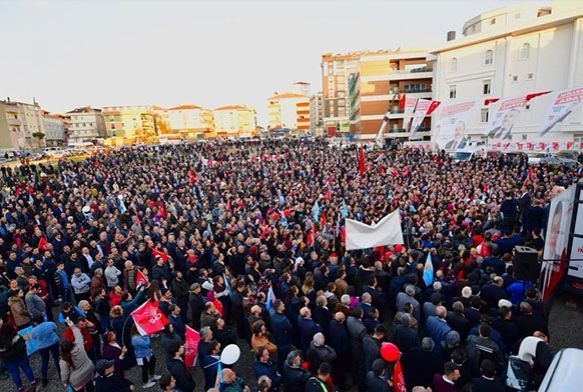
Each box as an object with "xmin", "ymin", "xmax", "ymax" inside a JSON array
[
  {"xmin": 136, "ymin": 269, "xmax": 148, "ymax": 288},
  {"xmin": 152, "ymin": 248, "xmax": 169, "ymax": 263},
  {"xmin": 131, "ymin": 300, "xmax": 169, "ymax": 336},
  {"xmin": 358, "ymin": 147, "xmax": 365, "ymax": 176},
  {"xmin": 184, "ymin": 326, "xmax": 201, "ymax": 367},
  {"xmin": 393, "ymin": 360, "xmax": 406, "ymax": 392}
]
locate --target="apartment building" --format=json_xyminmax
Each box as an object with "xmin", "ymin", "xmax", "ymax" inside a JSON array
[
  {"xmin": 310, "ymin": 92, "xmax": 324, "ymax": 135},
  {"xmin": 431, "ymin": 1, "xmax": 583, "ymax": 147},
  {"xmin": 267, "ymin": 92, "xmax": 311, "ymax": 131},
  {"xmin": 42, "ymin": 112, "xmax": 67, "ymax": 146},
  {"xmin": 0, "ymin": 98, "xmax": 45, "ymax": 149},
  {"xmin": 102, "ymin": 105, "xmax": 157, "ymax": 142},
  {"xmin": 156, "ymin": 105, "xmax": 215, "ymax": 140},
  {"xmin": 213, "ymin": 105, "xmax": 257, "ymax": 138},
  {"xmin": 348, "ymin": 50, "xmax": 433, "ymax": 139}
]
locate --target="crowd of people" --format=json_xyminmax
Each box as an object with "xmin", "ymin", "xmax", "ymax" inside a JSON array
[{"xmin": 0, "ymin": 138, "xmax": 577, "ymax": 392}]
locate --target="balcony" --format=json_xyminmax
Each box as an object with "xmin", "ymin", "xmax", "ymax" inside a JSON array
[
  {"xmin": 388, "ymin": 67, "xmax": 433, "ymax": 81},
  {"xmin": 388, "ymin": 108, "xmax": 404, "ymax": 119}
]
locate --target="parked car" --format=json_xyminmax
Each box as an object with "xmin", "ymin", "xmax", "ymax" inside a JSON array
[
  {"xmin": 540, "ymin": 155, "xmax": 580, "ymax": 168},
  {"xmin": 527, "ymin": 152, "xmax": 550, "ymax": 165}
]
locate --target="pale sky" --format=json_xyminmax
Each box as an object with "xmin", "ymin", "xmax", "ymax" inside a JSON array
[{"xmin": 0, "ymin": 0, "xmax": 543, "ymax": 125}]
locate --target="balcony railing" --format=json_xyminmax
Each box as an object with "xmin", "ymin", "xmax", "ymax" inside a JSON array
[
  {"xmin": 389, "ymin": 108, "xmax": 404, "ymax": 114},
  {"xmin": 400, "ymin": 88, "xmax": 432, "ymax": 93},
  {"xmin": 390, "ymin": 66, "xmax": 432, "ymax": 74}
]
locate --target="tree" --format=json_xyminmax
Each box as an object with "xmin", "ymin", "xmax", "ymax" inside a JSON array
[{"xmin": 32, "ymin": 132, "xmax": 45, "ymax": 149}]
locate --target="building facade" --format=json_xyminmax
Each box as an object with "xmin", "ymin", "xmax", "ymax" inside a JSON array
[
  {"xmin": 349, "ymin": 50, "xmax": 433, "ymax": 139},
  {"xmin": 0, "ymin": 99, "xmax": 45, "ymax": 149},
  {"xmin": 42, "ymin": 112, "xmax": 66, "ymax": 146},
  {"xmin": 213, "ymin": 105, "xmax": 257, "ymax": 137},
  {"xmin": 102, "ymin": 105, "xmax": 157, "ymax": 142},
  {"xmin": 310, "ymin": 92, "xmax": 324, "ymax": 135},
  {"xmin": 321, "ymin": 52, "xmax": 363, "ymax": 135},
  {"xmin": 66, "ymin": 107, "xmax": 106, "ymax": 144},
  {"xmin": 431, "ymin": 1, "xmax": 583, "ymax": 147},
  {"xmin": 156, "ymin": 105, "xmax": 215, "ymax": 140},
  {"xmin": 267, "ymin": 92, "xmax": 310, "ymax": 131}
]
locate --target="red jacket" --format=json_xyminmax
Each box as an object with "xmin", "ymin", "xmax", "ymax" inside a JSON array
[{"xmin": 63, "ymin": 326, "xmax": 93, "ymax": 352}]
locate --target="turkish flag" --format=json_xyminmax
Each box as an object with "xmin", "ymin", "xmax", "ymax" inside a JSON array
[
  {"xmin": 358, "ymin": 147, "xmax": 366, "ymax": 176},
  {"xmin": 398, "ymin": 94, "xmax": 406, "ymax": 110},
  {"xmin": 136, "ymin": 269, "xmax": 148, "ymax": 288},
  {"xmin": 152, "ymin": 249, "xmax": 169, "ymax": 263},
  {"xmin": 184, "ymin": 326, "xmax": 201, "ymax": 367},
  {"xmin": 38, "ymin": 237, "xmax": 48, "ymax": 251},
  {"xmin": 132, "ymin": 300, "xmax": 169, "ymax": 336},
  {"xmin": 212, "ymin": 298, "xmax": 224, "ymax": 318},
  {"xmin": 477, "ymin": 241, "xmax": 490, "ymax": 257},
  {"xmin": 393, "ymin": 360, "xmax": 406, "ymax": 392}
]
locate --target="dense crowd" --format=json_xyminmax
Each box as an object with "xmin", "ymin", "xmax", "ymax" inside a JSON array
[{"xmin": 0, "ymin": 138, "xmax": 577, "ymax": 392}]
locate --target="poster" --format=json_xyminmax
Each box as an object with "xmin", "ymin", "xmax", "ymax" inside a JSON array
[
  {"xmin": 540, "ymin": 87, "xmax": 583, "ymax": 136},
  {"xmin": 433, "ymin": 101, "xmax": 477, "ymax": 150},
  {"xmin": 485, "ymin": 96, "xmax": 527, "ymax": 140},
  {"xmin": 410, "ymin": 100, "xmax": 440, "ymax": 136},
  {"xmin": 402, "ymin": 96, "xmax": 418, "ymax": 132},
  {"xmin": 541, "ymin": 185, "xmax": 576, "ymax": 300}
]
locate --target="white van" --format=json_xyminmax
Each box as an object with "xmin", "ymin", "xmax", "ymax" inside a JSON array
[{"xmin": 539, "ymin": 348, "xmax": 583, "ymax": 391}]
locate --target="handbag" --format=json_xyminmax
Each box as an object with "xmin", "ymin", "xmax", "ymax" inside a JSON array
[{"xmin": 506, "ymin": 355, "xmax": 532, "ymax": 391}]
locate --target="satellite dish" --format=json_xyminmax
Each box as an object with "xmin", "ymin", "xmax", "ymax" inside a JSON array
[{"xmin": 220, "ymin": 344, "xmax": 240, "ymax": 365}]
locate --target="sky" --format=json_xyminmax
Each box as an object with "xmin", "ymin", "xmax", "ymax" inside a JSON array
[{"xmin": 0, "ymin": 0, "xmax": 544, "ymax": 126}]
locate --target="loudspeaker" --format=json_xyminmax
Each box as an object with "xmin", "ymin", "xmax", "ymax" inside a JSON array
[{"xmin": 513, "ymin": 246, "xmax": 540, "ymax": 283}]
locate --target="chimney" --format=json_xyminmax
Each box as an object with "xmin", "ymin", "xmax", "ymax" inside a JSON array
[{"xmin": 447, "ymin": 31, "xmax": 456, "ymax": 41}]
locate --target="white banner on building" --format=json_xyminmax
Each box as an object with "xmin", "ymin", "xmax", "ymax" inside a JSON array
[
  {"xmin": 540, "ymin": 87, "xmax": 583, "ymax": 136},
  {"xmin": 402, "ymin": 96, "xmax": 418, "ymax": 132},
  {"xmin": 410, "ymin": 100, "xmax": 440, "ymax": 136},
  {"xmin": 345, "ymin": 210, "xmax": 403, "ymax": 250},
  {"xmin": 486, "ymin": 96, "xmax": 528, "ymax": 140},
  {"xmin": 433, "ymin": 101, "xmax": 477, "ymax": 150}
]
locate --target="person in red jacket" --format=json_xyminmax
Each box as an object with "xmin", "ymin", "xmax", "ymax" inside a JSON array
[{"xmin": 63, "ymin": 317, "xmax": 94, "ymax": 355}]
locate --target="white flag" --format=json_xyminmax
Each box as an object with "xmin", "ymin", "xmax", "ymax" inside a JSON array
[{"xmin": 345, "ymin": 210, "xmax": 403, "ymax": 251}]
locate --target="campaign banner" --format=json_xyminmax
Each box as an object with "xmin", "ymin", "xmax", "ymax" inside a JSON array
[
  {"xmin": 402, "ymin": 96, "xmax": 418, "ymax": 132},
  {"xmin": 131, "ymin": 300, "xmax": 169, "ymax": 336},
  {"xmin": 433, "ymin": 101, "xmax": 477, "ymax": 150},
  {"xmin": 410, "ymin": 100, "xmax": 440, "ymax": 136},
  {"xmin": 540, "ymin": 87, "xmax": 583, "ymax": 136},
  {"xmin": 486, "ymin": 96, "xmax": 527, "ymax": 140},
  {"xmin": 541, "ymin": 185, "xmax": 576, "ymax": 300},
  {"xmin": 184, "ymin": 326, "xmax": 201, "ymax": 367}
]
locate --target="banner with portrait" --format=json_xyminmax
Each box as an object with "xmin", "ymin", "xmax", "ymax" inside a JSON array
[
  {"xmin": 540, "ymin": 87, "xmax": 583, "ymax": 136},
  {"xmin": 485, "ymin": 96, "xmax": 528, "ymax": 140},
  {"xmin": 433, "ymin": 101, "xmax": 477, "ymax": 150},
  {"xmin": 541, "ymin": 185, "xmax": 576, "ymax": 300},
  {"xmin": 402, "ymin": 96, "xmax": 418, "ymax": 132}
]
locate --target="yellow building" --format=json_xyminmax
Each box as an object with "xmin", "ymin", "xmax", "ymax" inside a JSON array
[
  {"xmin": 155, "ymin": 105, "xmax": 215, "ymax": 140},
  {"xmin": 102, "ymin": 105, "xmax": 157, "ymax": 143},
  {"xmin": 213, "ymin": 105, "xmax": 257, "ymax": 138},
  {"xmin": 267, "ymin": 92, "xmax": 310, "ymax": 131}
]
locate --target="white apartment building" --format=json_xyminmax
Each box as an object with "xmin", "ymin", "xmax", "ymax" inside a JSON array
[
  {"xmin": 431, "ymin": 0, "xmax": 583, "ymax": 147},
  {"xmin": 42, "ymin": 113, "xmax": 66, "ymax": 146},
  {"xmin": 66, "ymin": 107, "xmax": 106, "ymax": 144}
]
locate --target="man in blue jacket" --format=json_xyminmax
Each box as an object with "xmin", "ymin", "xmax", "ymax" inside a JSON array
[
  {"xmin": 424, "ymin": 306, "xmax": 452, "ymax": 358},
  {"xmin": 269, "ymin": 300, "xmax": 293, "ymax": 371}
]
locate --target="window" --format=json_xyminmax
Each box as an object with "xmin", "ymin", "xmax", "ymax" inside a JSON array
[
  {"xmin": 484, "ymin": 50, "xmax": 494, "ymax": 65},
  {"xmin": 490, "ymin": 18, "xmax": 496, "ymax": 25},
  {"xmin": 512, "ymin": 75, "xmax": 518, "ymax": 82},
  {"xmin": 522, "ymin": 134, "xmax": 528, "ymax": 141},
  {"xmin": 449, "ymin": 85, "xmax": 457, "ymax": 99},
  {"xmin": 527, "ymin": 72, "xmax": 534, "ymax": 80},
  {"xmin": 515, "ymin": 13, "xmax": 521, "ymax": 19},
  {"xmin": 519, "ymin": 43, "xmax": 530, "ymax": 60},
  {"xmin": 481, "ymin": 108, "xmax": 489, "ymax": 123},
  {"xmin": 483, "ymin": 79, "xmax": 491, "ymax": 95},
  {"xmin": 450, "ymin": 57, "xmax": 458, "ymax": 73}
]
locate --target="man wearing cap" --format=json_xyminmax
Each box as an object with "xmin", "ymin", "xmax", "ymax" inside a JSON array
[{"xmin": 94, "ymin": 359, "xmax": 134, "ymax": 392}]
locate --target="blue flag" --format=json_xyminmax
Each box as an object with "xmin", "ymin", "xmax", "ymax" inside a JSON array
[
  {"xmin": 423, "ymin": 253, "xmax": 434, "ymax": 286},
  {"xmin": 265, "ymin": 286, "xmax": 276, "ymax": 312},
  {"xmin": 341, "ymin": 200, "xmax": 348, "ymax": 219},
  {"xmin": 312, "ymin": 200, "xmax": 320, "ymax": 222}
]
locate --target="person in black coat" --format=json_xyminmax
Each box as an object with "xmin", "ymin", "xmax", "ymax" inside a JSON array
[
  {"xmin": 469, "ymin": 359, "xmax": 505, "ymax": 392},
  {"xmin": 166, "ymin": 342, "xmax": 196, "ymax": 392},
  {"xmin": 492, "ymin": 307, "xmax": 519, "ymax": 354},
  {"xmin": 480, "ymin": 277, "xmax": 508, "ymax": 310},
  {"xmin": 95, "ymin": 359, "xmax": 134, "ymax": 392},
  {"xmin": 366, "ymin": 359, "xmax": 392, "ymax": 392},
  {"xmin": 362, "ymin": 325, "xmax": 387, "ymax": 373},
  {"xmin": 187, "ymin": 283, "xmax": 205, "ymax": 329},
  {"xmin": 282, "ymin": 350, "xmax": 311, "ymax": 392},
  {"xmin": 305, "ymin": 363, "xmax": 333, "ymax": 392},
  {"xmin": 313, "ymin": 296, "xmax": 332, "ymax": 337},
  {"xmin": 447, "ymin": 301, "xmax": 471, "ymax": 343},
  {"xmin": 328, "ymin": 312, "xmax": 350, "ymax": 391},
  {"xmin": 403, "ymin": 337, "xmax": 442, "ymax": 389},
  {"xmin": 392, "ymin": 314, "xmax": 419, "ymax": 359}
]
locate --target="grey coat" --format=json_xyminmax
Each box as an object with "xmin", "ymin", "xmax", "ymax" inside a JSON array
[
  {"xmin": 60, "ymin": 325, "xmax": 95, "ymax": 390},
  {"xmin": 25, "ymin": 293, "xmax": 46, "ymax": 319}
]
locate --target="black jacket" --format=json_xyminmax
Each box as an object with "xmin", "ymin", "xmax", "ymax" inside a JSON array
[
  {"xmin": 469, "ymin": 376, "xmax": 506, "ymax": 392},
  {"xmin": 282, "ymin": 364, "xmax": 311, "ymax": 392},
  {"xmin": 366, "ymin": 371, "xmax": 391, "ymax": 392},
  {"xmin": 392, "ymin": 325, "xmax": 420, "ymax": 358},
  {"xmin": 95, "ymin": 374, "xmax": 133, "ymax": 392},
  {"xmin": 167, "ymin": 357, "xmax": 196, "ymax": 392}
]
